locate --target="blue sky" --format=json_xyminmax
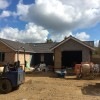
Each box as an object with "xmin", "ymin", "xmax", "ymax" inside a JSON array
[{"xmin": 0, "ymin": 0, "xmax": 100, "ymax": 46}]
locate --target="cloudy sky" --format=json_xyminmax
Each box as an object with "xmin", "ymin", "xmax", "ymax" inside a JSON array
[{"xmin": 0, "ymin": 0, "xmax": 100, "ymax": 46}]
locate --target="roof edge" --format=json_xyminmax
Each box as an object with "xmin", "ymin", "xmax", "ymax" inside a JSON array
[
  {"xmin": 15, "ymin": 50, "xmax": 36, "ymax": 53},
  {"xmin": 50, "ymin": 36, "xmax": 95, "ymax": 51},
  {"xmin": 0, "ymin": 39, "xmax": 16, "ymax": 51}
]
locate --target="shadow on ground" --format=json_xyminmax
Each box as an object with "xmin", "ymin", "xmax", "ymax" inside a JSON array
[{"xmin": 81, "ymin": 83, "xmax": 100, "ymax": 96}]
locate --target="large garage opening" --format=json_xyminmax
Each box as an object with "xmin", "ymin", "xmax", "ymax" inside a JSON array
[{"xmin": 62, "ymin": 51, "xmax": 82, "ymax": 68}]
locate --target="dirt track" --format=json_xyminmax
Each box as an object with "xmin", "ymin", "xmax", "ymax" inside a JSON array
[{"xmin": 0, "ymin": 72, "xmax": 100, "ymax": 100}]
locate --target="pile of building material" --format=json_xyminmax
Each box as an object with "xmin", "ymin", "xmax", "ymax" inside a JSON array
[
  {"xmin": 55, "ymin": 69, "xmax": 67, "ymax": 78},
  {"xmin": 75, "ymin": 62, "xmax": 100, "ymax": 79},
  {"xmin": 33, "ymin": 63, "xmax": 49, "ymax": 72}
]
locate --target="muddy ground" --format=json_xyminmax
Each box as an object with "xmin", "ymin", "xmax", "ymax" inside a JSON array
[{"xmin": 0, "ymin": 71, "xmax": 100, "ymax": 100}]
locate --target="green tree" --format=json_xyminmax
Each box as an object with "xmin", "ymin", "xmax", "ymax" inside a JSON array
[{"xmin": 46, "ymin": 39, "xmax": 53, "ymax": 43}]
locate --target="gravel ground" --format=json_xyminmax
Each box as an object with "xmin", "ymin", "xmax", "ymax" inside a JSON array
[{"xmin": 0, "ymin": 72, "xmax": 100, "ymax": 100}]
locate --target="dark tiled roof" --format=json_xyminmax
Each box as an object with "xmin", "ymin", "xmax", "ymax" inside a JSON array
[
  {"xmin": 0, "ymin": 38, "xmax": 34, "ymax": 53},
  {"xmin": 29, "ymin": 41, "xmax": 94, "ymax": 53},
  {"xmin": 29, "ymin": 43, "xmax": 57, "ymax": 53},
  {"xmin": 50, "ymin": 36, "xmax": 95, "ymax": 51},
  {"xmin": 0, "ymin": 37, "xmax": 95, "ymax": 53},
  {"xmin": 83, "ymin": 41, "xmax": 94, "ymax": 47}
]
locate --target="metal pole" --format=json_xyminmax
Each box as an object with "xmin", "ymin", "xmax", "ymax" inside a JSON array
[
  {"xmin": 23, "ymin": 47, "xmax": 26, "ymax": 72},
  {"xmin": 17, "ymin": 50, "xmax": 19, "ymax": 62},
  {"xmin": 21, "ymin": 47, "xmax": 26, "ymax": 72},
  {"xmin": 17, "ymin": 47, "xmax": 25, "ymax": 72}
]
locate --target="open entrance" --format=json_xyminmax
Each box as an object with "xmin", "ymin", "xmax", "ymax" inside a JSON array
[
  {"xmin": 31, "ymin": 53, "xmax": 54, "ymax": 66},
  {"xmin": 62, "ymin": 51, "xmax": 82, "ymax": 68},
  {"xmin": 44, "ymin": 53, "xmax": 54, "ymax": 66},
  {"xmin": 62, "ymin": 51, "xmax": 82, "ymax": 75},
  {"xmin": 32, "ymin": 53, "xmax": 41, "ymax": 65}
]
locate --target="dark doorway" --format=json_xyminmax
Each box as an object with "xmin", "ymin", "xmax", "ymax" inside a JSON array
[
  {"xmin": 44, "ymin": 53, "xmax": 54, "ymax": 66},
  {"xmin": 62, "ymin": 51, "xmax": 82, "ymax": 68},
  {"xmin": 32, "ymin": 53, "xmax": 41, "ymax": 65},
  {"xmin": 31, "ymin": 53, "xmax": 54, "ymax": 66}
]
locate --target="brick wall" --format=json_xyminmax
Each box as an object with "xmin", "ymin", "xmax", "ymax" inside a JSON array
[
  {"xmin": 0, "ymin": 41, "xmax": 15, "ymax": 65},
  {"xmin": 54, "ymin": 48, "xmax": 61, "ymax": 69},
  {"xmin": 54, "ymin": 39, "xmax": 92, "ymax": 69},
  {"xmin": 15, "ymin": 53, "xmax": 31, "ymax": 68},
  {"xmin": 0, "ymin": 41, "xmax": 31, "ymax": 67}
]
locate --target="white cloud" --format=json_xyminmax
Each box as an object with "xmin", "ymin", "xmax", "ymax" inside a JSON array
[
  {"xmin": 0, "ymin": 0, "xmax": 9, "ymax": 9},
  {"xmin": 1, "ymin": 0, "xmax": 99, "ymax": 43},
  {"xmin": 49, "ymin": 31, "xmax": 72, "ymax": 42},
  {"xmin": 61, "ymin": 0, "xmax": 100, "ymax": 9},
  {"xmin": 13, "ymin": 0, "xmax": 30, "ymax": 19},
  {"xmin": 94, "ymin": 40, "xmax": 99, "ymax": 47},
  {"xmin": 49, "ymin": 31, "xmax": 90, "ymax": 42},
  {"xmin": 16, "ymin": 0, "xmax": 100, "ymax": 33},
  {"xmin": 13, "ymin": 0, "xmax": 100, "ymax": 43},
  {"xmin": 75, "ymin": 32, "xmax": 90, "ymax": 41},
  {"xmin": 0, "ymin": 11, "xmax": 11, "ymax": 18},
  {"xmin": 0, "ymin": 22, "xmax": 93, "ymax": 43},
  {"xmin": 0, "ymin": 23, "xmax": 49, "ymax": 43}
]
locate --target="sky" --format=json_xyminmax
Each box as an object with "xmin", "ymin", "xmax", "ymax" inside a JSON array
[{"xmin": 0, "ymin": 0, "xmax": 100, "ymax": 46}]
